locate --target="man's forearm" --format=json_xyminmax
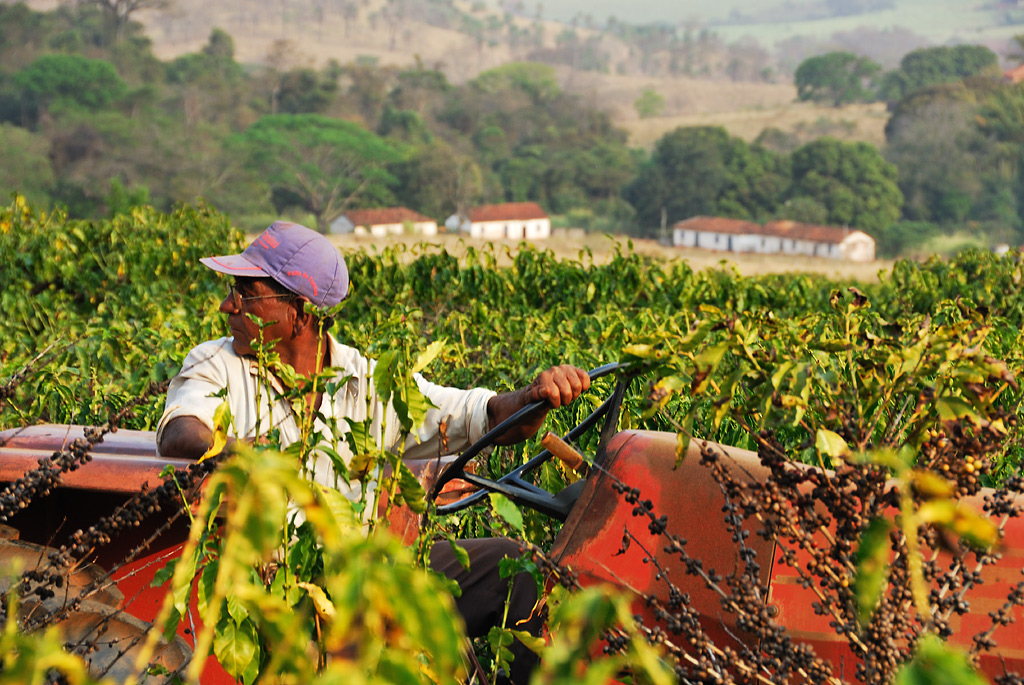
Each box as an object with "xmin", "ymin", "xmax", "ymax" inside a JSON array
[
  {"xmin": 487, "ymin": 389, "xmax": 548, "ymax": 446},
  {"xmin": 158, "ymin": 416, "xmax": 214, "ymax": 460},
  {"xmin": 485, "ymin": 365, "xmax": 591, "ymax": 446}
]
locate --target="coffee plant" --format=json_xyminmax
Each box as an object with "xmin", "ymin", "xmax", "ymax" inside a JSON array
[{"xmin": 1, "ymin": 197, "xmax": 1023, "ymax": 683}]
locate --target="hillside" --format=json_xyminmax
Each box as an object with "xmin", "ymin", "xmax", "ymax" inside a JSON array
[{"xmin": 17, "ymin": 0, "xmax": 889, "ymax": 148}]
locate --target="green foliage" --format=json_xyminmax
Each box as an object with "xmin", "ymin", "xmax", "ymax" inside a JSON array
[
  {"xmin": 873, "ymin": 220, "xmax": 941, "ymax": 258},
  {"xmin": 232, "ymin": 114, "xmax": 403, "ymax": 232},
  {"xmin": 634, "ymin": 88, "xmax": 665, "ymax": 118},
  {"xmin": 470, "ymin": 61, "xmax": 560, "ymax": 102},
  {"xmin": 534, "ymin": 587, "xmax": 674, "ymax": 685},
  {"xmin": 878, "ymin": 44, "xmax": 999, "ymax": 104},
  {"xmin": 0, "ymin": 196, "xmax": 242, "ymax": 429},
  {"xmin": 138, "ymin": 444, "xmax": 467, "ymax": 684},
  {"xmin": 625, "ymin": 126, "xmax": 789, "ymax": 233},
  {"xmin": 795, "ymin": 51, "xmax": 881, "ymax": 106},
  {"xmin": 788, "ymin": 136, "xmax": 903, "ymax": 235},
  {"xmin": 0, "ymin": 123, "xmax": 54, "ymax": 206},
  {"xmin": 0, "ymin": 588, "xmax": 111, "ymax": 684},
  {"xmin": 893, "ymin": 635, "xmax": 989, "ymax": 685},
  {"xmin": 13, "ymin": 54, "xmax": 126, "ymax": 125}
]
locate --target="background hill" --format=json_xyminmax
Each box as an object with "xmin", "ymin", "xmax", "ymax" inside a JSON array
[{"xmin": 17, "ymin": 0, "xmax": 915, "ymax": 149}]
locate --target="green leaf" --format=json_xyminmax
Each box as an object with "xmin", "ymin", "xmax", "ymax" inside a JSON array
[
  {"xmin": 935, "ymin": 397, "xmax": 980, "ymax": 424},
  {"xmin": 917, "ymin": 500, "xmax": 998, "ymax": 550},
  {"xmin": 894, "ymin": 634, "xmax": 989, "ymax": 685},
  {"xmin": 373, "ymin": 350, "xmax": 398, "ymax": 407},
  {"xmin": 394, "ymin": 380, "xmax": 435, "ymax": 435},
  {"xmin": 448, "ymin": 538, "xmax": 471, "ymax": 572},
  {"xmin": 691, "ymin": 342, "xmax": 729, "ymax": 394},
  {"xmin": 226, "ymin": 593, "xmax": 249, "ymax": 624},
  {"xmin": 489, "ymin": 493, "xmax": 524, "ymax": 533},
  {"xmin": 816, "ymin": 428, "xmax": 851, "ymax": 466},
  {"xmin": 213, "ymin": 616, "xmax": 259, "ymax": 679},
  {"xmin": 508, "ymin": 628, "xmax": 546, "ymax": 655},
  {"xmin": 411, "ymin": 338, "xmax": 445, "ymax": 374},
  {"xmin": 396, "ymin": 459, "xmax": 427, "ymax": 514},
  {"xmin": 197, "ymin": 561, "xmax": 216, "ymax": 615},
  {"xmin": 675, "ymin": 429, "xmax": 692, "ymax": 469},
  {"xmin": 853, "ymin": 517, "xmax": 892, "ymax": 626},
  {"xmin": 150, "ymin": 558, "xmax": 177, "ymax": 588}
]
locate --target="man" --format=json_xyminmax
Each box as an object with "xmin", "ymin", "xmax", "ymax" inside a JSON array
[{"xmin": 156, "ymin": 221, "xmax": 590, "ymax": 684}]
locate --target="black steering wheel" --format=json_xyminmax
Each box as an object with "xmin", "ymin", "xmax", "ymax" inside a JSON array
[{"xmin": 428, "ymin": 362, "xmax": 633, "ymax": 520}]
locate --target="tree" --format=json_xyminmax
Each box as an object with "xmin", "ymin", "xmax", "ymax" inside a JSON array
[
  {"xmin": 76, "ymin": 0, "xmax": 168, "ymax": 42},
  {"xmin": 232, "ymin": 114, "xmax": 403, "ymax": 232},
  {"xmin": 14, "ymin": 54, "xmax": 126, "ymax": 127},
  {"xmin": 886, "ymin": 99, "xmax": 988, "ymax": 224},
  {"xmin": 275, "ymin": 67, "xmax": 339, "ymax": 114},
  {"xmin": 624, "ymin": 126, "xmax": 788, "ymax": 234},
  {"xmin": 878, "ymin": 45, "xmax": 999, "ymax": 103},
  {"xmin": 0, "ymin": 123, "xmax": 54, "ymax": 206},
  {"xmin": 634, "ymin": 88, "xmax": 665, "ymax": 118},
  {"xmin": 470, "ymin": 62, "xmax": 560, "ymax": 103},
  {"xmin": 787, "ymin": 137, "xmax": 902, "ymax": 235},
  {"xmin": 391, "ymin": 141, "xmax": 483, "ymax": 219},
  {"xmin": 794, "ymin": 51, "xmax": 880, "ymax": 106}
]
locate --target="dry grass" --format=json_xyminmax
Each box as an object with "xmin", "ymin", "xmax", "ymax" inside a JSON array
[
  {"xmin": 621, "ymin": 101, "xmax": 890, "ymax": 148},
  {"xmin": 325, "ymin": 231, "xmax": 893, "ymax": 283}
]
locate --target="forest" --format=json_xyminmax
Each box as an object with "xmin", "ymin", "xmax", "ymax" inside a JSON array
[{"xmin": 2, "ymin": 1, "xmax": 1024, "ymax": 257}]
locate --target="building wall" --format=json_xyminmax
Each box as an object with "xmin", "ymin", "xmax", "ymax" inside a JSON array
[
  {"xmin": 328, "ymin": 217, "xmax": 355, "ymax": 234},
  {"xmin": 840, "ymin": 233, "xmax": 875, "ymax": 262},
  {"xmin": 466, "ymin": 218, "xmax": 550, "ymax": 240},
  {"xmin": 674, "ymin": 228, "xmax": 697, "ymax": 247},
  {"xmin": 695, "ymin": 232, "xmax": 731, "ymax": 250},
  {"xmin": 524, "ymin": 219, "xmax": 550, "ymax": 240},
  {"xmin": 732, "ymin": 235, "xmax": 763, "ymax": 253},
  {"xmin": 329, "ymin": 216, "xmax": 437, "ymax": 237}
]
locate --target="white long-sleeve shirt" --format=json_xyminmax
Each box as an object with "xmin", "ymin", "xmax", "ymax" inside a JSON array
[{"xmin": 157, "ymin": 336, "xmax": 495, "ymax": 501}]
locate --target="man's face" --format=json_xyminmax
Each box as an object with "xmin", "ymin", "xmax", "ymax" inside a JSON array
[{"xmin": 219, "ymin": 278, "xmax": 298, "ymax": 357}]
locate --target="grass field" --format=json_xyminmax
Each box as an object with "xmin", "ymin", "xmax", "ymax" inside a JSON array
[
  {"xmin": 619, "ymin": 101, "xmax": 889, "ymax": 148},
  {"xmin": 325, "ymin": 231, "xmax": 893, "ymax": 282}
]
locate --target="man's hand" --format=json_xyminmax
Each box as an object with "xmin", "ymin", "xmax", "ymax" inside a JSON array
[
  {"xmin": 523, "ymin": 365, "xmax": 591, "ymax": 408},
  {"xmin": 486, "ymin": 365, "xmax": 591, "ymax": 445}
]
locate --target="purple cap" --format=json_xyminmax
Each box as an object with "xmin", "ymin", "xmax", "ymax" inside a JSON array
[{"xmin": 200, "ymin": 221, "xmax": 349, "ymax": 308}]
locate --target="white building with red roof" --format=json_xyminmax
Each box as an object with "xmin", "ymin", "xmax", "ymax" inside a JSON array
[
  {"xmin": 329, "ymin": 207, "xmax": 438, "ymax": 237},
  {"xmin": 446, "ymin": 202, "xmax": 550, "ymax": 240},
  {"xmin": 673, "ymin": 216, "xmax": 875, "ymax": 262}
]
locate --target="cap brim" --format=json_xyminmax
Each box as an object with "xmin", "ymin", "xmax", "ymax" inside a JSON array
[{"xmin": 200, "ymin": 254, "xmax": 270, "ymax": 277}]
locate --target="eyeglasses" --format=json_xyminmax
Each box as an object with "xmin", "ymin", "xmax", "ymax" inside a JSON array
[{"xmin": 228, "ymin": 284, "xmax": 296, "ymax": 309}]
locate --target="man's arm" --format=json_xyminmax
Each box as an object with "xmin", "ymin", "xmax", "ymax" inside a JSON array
[
  {"xmin": 486, "ymin": 365, "xmax": 590, "ymax": 446},
  {"xmin": 157, "ymin": 416, "xmax": 214, "ymax": 460}
]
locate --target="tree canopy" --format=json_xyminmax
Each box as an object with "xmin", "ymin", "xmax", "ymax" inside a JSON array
[
  {"xmin": 877, "ymin": 45, "xmax": 999, "ymax": 103},
  {"xmin": 233, "ymin": 114, "xmax": 403, "ymax": 232},
  {"xmin": 788, "ymin": 137, "xmax": 902, "ymax": 235},
  {"xmin": 794, "ymin": 51, "xmax": 880, "ymax": 107},
  {"xmin": 625, "ymin": 126, "xmax": 787, "ymax": 233},
  {"xmin": 13, "ymin": 54, "xmax": 127, "ymax": 126}
]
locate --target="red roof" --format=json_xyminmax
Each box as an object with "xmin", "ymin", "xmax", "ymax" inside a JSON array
[
  {"xmin": 1005, "ymin": 64, "xmax": 1024, "ymax": 84},
  {"xmin": 763, "ymin": 220, "xmax": 860, "ymax": 243},
  {"xmin": 673, "ymin": 216, "xmax": 760, "ymax": 235},
  {"xmin": 467, "ymin": 202, "xmax": 548, "ymax": 222},
  {"xmin": 674, "ymin": 216, "xmax": 865, "ymax": 245},
  {"xmin": 343, "ymin": 207, "xmax": 434, "ymax": 227}
]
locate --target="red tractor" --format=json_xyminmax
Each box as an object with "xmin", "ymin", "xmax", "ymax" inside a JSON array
[{"xmin": 1, "ymin": 364, "xmax": 1021, "ymax": 683}]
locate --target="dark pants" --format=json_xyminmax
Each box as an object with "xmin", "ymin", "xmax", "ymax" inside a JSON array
[{"xmin": 429, "ymin": 537, "xmax": 542, "ymax": 685}]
